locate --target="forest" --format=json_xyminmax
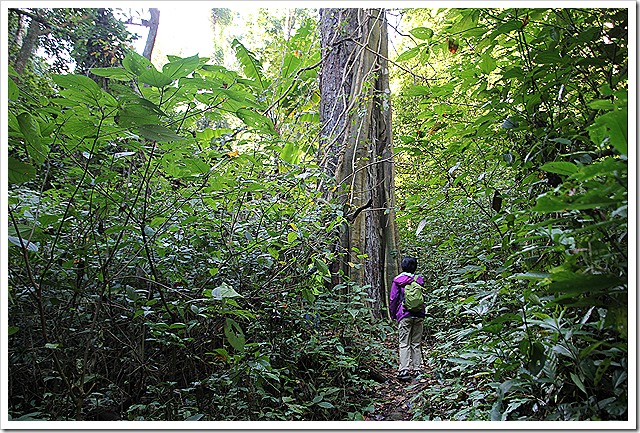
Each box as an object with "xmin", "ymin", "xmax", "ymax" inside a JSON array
[{"xmin": 5, "ymin": 6, "xmax": 631, "ymax": 424}]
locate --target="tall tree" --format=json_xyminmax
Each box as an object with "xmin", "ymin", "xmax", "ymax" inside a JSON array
[
  {"xmin": 142, "ymin": 8, "xmax": 160, "ymax": 60},
  {"xmin": 319, "ymin": 8, "xmax": 399, "ymax": 318}
]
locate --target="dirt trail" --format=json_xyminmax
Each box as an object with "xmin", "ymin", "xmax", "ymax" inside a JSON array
[{"xmin": 364, "ymin": 337, "xmax": 432, "ymax": 421}]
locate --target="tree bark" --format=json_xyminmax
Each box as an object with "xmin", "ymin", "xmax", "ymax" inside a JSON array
[
  {"xmin": 319, "ymin": 8, "xmax": 399, "ymax": 319},
  {"xmin": 142, "ymin": 8, "xmax": 160, "ymax": 60},
  {"xmin": 13, "ymin": 15, "xmax": 42, "ymax": 75}
]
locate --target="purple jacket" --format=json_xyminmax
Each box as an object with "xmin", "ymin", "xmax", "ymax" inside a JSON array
[{"xmin": 389, "ymin": 272, "xmax": 426, "ymax": 322}]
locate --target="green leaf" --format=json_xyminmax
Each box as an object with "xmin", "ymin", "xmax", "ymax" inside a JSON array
[
  {"xmin": 117, "ymin": 103, "xmax": 160, "ymax": 128},
  {"xmin": 232, "ymin": 39, "xmax": 265, "ymax": 90},
  {"xmin": 409, "ymin": 27, "xmax": 433, "ymax": 40},
  {"xmin": 313, "ymin": 257, "xmax": 330, "ymax": 276},
  {"xmin": 208, "ymin": 282, "xmax": 242, "ymax": 300},
  {"xmin": 90, "ymin": 67, "xmax": 132, "ymax": 80},
  {"xmin": 8, "ymin": 76, "xmax": 19, "ymax": 100},
  {"xmin": 573, "ymin": 157, "xmax": 625, "ymax": 182},
  {"xmin": 534, "ymin": 51, "xmax": 564, "ymax": 65},
  {"xmin": 162, "ymin": 54, "xmax": 201, "ymax": 80},
  {"xmin": 570, "ymin": 372, "xmax": 588, "ymax": 394},
  {"xmin": 287, "ymin": 231, "xmax": 299, "ymax": 243},
  {"xmin": 8, "ymin": 156, "xmax": 36, "ymax": 184},
  {"xmin": 540, "ymin": 161, "xmax": 578, "ymax": 176},
  {"xmin": 512, "ymin": 272, "xmax": 551, "ymax": 281},
  {"xmin": 163, "ymin": 157, "xmax": 210, "ymax": 178},
  {"xmin": 17, "ymin": 112, "xmax": 46, "ymax": 164},
  {"xmin": 404, "ymin": 85, "xmax": 430, "ymax": 97},
  {"xmin": 528, "ymin": 341, "xmax": 546, "ymax": 375},
  {"xmin": 317, "ymin": 401, "xmax": 335, "ymax": 409},
  {"xmin": 532, "ymin": 196, "xmax": 567, "ymax": 213},
  {"xmin": 8, "ymin": 326, "xmax": 20, "ymax": 336},
  {"xmin": 9, "ymin": 236, "xmax": 38, "ymax": 252},
  {"xmin": 53, "ymin": 73, "xmax": 101, "ymax": 94},
  {"xmin": 224, "ymin": 318, "xmax": 245, "ymax": 352},
  {"xmin": 549, "ymin": 137, "xmax": 572, "ymax": 145},
  {"xmin": 396, "ymin": 46, "xmax": 422, "ymax": 62},
  {"xmin": 139, "ymin": 67, "xmax": 174, "ymax": 88},
  {"xmin": 492, "ymin": 20, "xmax": 522, "ymax": 36},
  {"xmin": 53, "ymin": 74, "xmax": 116, "ymax": 108},
  {"xmin": 588, "ymin": 99, "xmax": 615, "ymax": 110},
  {"xmin": 280, "ymin": 142, "xmax": 301, "ymax": 164},
  {"xmin": 137, "ymin": 124, "xmax": 185, "ymax": 142},
  {"xmin": 122, "ymin": 51, "xmax": 154, "ymax": 76},
  {"xmin": 547, "ymin": 271, "xmax": 623, "ymax": 295},
  {"xmin": 595, "ymin": 107, "xmax": 627, "ymax": 155},
  {"xmin": 480, "ymin": 53, "xmax": 497, "ymax": 74},
  {"xmin": 236, "ymin": 108, "xmax": 275, "ymax": 134}
]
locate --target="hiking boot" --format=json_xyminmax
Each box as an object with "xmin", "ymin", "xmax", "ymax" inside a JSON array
[{"xmin": 397, "ymin": 370, "xmax": 411, "ymax": 381}]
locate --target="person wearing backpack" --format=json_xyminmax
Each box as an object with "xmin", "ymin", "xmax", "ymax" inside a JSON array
[{"xmin": 389, "ymin": 256, "xmax": 426, "ymax": 381}]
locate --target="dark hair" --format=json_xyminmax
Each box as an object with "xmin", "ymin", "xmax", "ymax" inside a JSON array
[{"xmin": 401, "ymin": 256, "xmax": 417, "ymax": 274}]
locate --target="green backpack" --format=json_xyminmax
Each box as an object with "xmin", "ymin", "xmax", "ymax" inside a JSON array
[{"xmin": 403, "ymin": 277, "xmax": 424, "ymax": 314}]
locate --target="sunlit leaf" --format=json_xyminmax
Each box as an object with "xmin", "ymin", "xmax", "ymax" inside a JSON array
[
  {"xmin": 540, "ymin": 161, "xmax": 578, "ymax": 176},
  {"xmin": 410, "ymin": 27, "xmax": 434, "ymax": 40},
  {"xmin": 208, "ymin": 283, "xmax": 242, "ymax": 300}
]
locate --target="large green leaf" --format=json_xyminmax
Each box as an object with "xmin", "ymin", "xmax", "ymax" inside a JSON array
[
  {"xmin": 573, "ymin": 157, "xmax": 626, "ymax": 181},
  {"xmin": 540, "ymin": 161, "xmax": 579, "ymax": 176},
  {"xmin": 232, "ymin": 39, "xmax": 265, "ymax": 90},
  {"xmin": 90, "ymin": 67, "xmax": 132, "ymax": 81},
  {"xmin": 162, "ymin": 54, "xmax": 201, "ymax": 80},
  {"xmin": 224, "ymin": 318, "xmax": 245, "ymax": 352},
  {"xmin": 546, "ymin": 271, "xmax": 624, "ymax": 294},
  {"xmin": 117, "ymin": 99, "xmax": 164, "ymax": 128},
  {"xmin": 53, "ymin": 73, "xmax": 101, "ymax": 94},
  {"xmin": 139, "ymin": 68, "xmax": 174, "ymax": 88},
  {"xmin": 122, "ymin": 51, "xmax": 154, "ymax": 77},
  {"xmin": 17, "ymin": 113, "xmax": 47, "ymax": 165},
  {"xmin": 208, "ymin": 282, "xmax": 242, "ymax": 300},
  {"xmin": 53, "ymin": 74, "xmax": 117, "ymax": 107},
  {"xmin": 8, "ymin": 156, "xmax": 36, "ymax": 184},
  {"xmin": 533, "ymin": 189, "xmax": 619, "ymax": 212},
  {"xmin": 236, "ymin": 108, "xmax": 275, "ymax": 135},
  {"xmin": 8, "ymin": 235, "xmax": 38, "ymax": 252},
  {"xmin": 137, "ymin": 124, "xmax": 185, "ymax": 142}
]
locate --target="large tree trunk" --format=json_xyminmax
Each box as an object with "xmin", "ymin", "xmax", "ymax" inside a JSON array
[
  {"xmin": 319, "ymin": 8, "xmax": 399, "ymax": 319},
  {"xmin": 142, "ymin": 8, "xmax": 160, "ymax": 60}
]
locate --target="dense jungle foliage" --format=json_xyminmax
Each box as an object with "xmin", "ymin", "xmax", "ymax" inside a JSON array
[{"xmin": 7, "ymin": 7, "xmax": 629, "ymax": 422}]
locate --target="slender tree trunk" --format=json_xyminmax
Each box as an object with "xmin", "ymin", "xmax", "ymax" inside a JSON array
[
  {"xmin": 143, "ymin": 8, "xmax": 160, "ymax": 60},
  {"xmin": 14, "ymin": 16, "xmax": 42, "ymax": 75},
  {"xmin": 319, "ymin": 8, "xmax": 399, "ymax": 319}
]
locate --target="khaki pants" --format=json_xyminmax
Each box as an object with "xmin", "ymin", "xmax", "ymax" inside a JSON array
[{"xmin": 398, "ymin": 317, "xmax": 423, "ymax": 372}]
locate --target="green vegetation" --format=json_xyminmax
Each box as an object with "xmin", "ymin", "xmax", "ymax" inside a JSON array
[
  {"xmin": 7, "ymin": 6, "xmax": 629, "ymax": 422},
  {"xmin": 394, "ymin": 8, "xmax": 628, "ymax": 420}
]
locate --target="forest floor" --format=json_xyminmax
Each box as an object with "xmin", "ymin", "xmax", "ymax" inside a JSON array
[{"xmin": 364, "ymin": 336, "xmax": 432, "ymax": 421}]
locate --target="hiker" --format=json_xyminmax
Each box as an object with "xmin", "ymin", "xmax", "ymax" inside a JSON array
[{"xmin": 389, "ymin": 256, "xmax": 425, "ymax": 381}]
